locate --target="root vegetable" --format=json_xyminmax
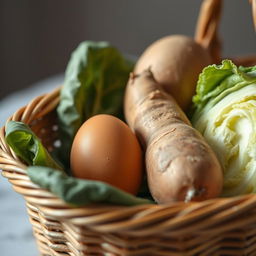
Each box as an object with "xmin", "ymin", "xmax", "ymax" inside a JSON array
[
  {"xmin": 124, "ymin": 70, "xmax": 223, "ymax": 203},
  {"xmin": 134, "ymin": 35, "xmax": 212, "ymax": 111}
]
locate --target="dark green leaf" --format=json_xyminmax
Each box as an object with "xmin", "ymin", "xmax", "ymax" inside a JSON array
[
  {"xmin": 27, "ymin": 166, "xmax": 154, "ymax": 206},
  {"xmin": 56, "ymin": 41, "xmax": 134, "ymax": 165}
]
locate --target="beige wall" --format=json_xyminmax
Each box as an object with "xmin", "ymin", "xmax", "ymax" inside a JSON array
[{"xmin": 1, "ymin": 0, "xmax": 255, "ymax": 99}]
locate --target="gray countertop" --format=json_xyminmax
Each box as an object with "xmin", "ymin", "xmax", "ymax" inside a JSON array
[{"xmin": 0, "ymin": 74, "xmax": 63, "ymax": 256}]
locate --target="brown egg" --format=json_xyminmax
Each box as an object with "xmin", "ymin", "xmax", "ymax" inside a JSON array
[{"xmin": 70, "ymin": 114, "xmax": 143, "ymax": 195}]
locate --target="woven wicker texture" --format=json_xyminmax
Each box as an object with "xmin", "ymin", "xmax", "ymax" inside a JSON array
[{"xmin": 1, "ymin": 1, "xmax": 256, "ymax": 255}]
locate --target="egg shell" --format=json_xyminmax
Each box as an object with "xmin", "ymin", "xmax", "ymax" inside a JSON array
[{"xmin": 70, "ymin": 114, "xmax": 143, "ymax": 195}]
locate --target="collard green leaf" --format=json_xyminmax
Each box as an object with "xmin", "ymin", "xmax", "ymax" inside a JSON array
[
  {"xmin": 56, "ymin": 41, "xmax": 134, "ymax": 165},
  {"xmin": 5, "ymin": 121, "xmax": 63, "ymax": 170},
  {"xmin": 27, "ymin": 166, "xmax": 153, "ymax": 206}
]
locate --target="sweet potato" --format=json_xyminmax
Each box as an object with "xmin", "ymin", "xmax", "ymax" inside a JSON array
[
  {"xmin": 124, "ymin": 70, "xmax": 223, "ymax": 203},
  {"xmin": 134, "ymin": 35, "xmax": 212, "ymax": 111}
]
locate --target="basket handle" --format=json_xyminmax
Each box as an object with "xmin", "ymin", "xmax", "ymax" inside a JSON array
[
  {"xmin": 195, "ymin": 0, "xmax": 222, "ymax": 63},
  {"xmin": 195, "ymin": 0, "xmax": 256, "ymax": 66},
  {"xmin": 250, "ymin": 0, "xmax": 256, "ymax": 29}
]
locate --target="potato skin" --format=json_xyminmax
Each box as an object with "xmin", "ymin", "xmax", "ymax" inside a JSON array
[
  {"xmin": 124, "ymin": 70, "xmax": 223, "ymax": 203},
  {"xmin": 146, "ymin": 124, "xmax": 223, "ymax": 202},
  {"xmin": 134, "ymin": 35, "xmax": 211, "ymax": 111}
]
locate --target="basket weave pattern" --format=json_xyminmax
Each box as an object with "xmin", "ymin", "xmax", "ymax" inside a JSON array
[{"xmin": 2, "ymin": 1, "xmax": 256, "ymax": 255}]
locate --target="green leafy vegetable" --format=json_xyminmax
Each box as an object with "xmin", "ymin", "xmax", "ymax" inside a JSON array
[
  {"xmin": 5, "ymin": 42, "xmax": 153, "ymax": 207},
  {"xmin": 5, "ymin": 121, "xmax": 63, "ymax": 170},
  {"xmin": 5, "ymin": 121, "xmax": 153, "ymax": 206},
  {"xmin": 57, "ymin": 41, "xmax": 134, "ymax": 165},
  {"xmin": 28, "ymin": 166, "xmax": 153, "ymax": 206},
  {"xmin": 192, "ymin": 60, "xmax": 256, "ymax": 121},
  {"xmin": 191, "ymin": 60, "xmax": 256, "ymax": 196}
]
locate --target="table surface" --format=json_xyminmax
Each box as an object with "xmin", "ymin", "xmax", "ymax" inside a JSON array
[{"xmin": 0, "ymin": 74, "xmax": 64, "ymax": 256}]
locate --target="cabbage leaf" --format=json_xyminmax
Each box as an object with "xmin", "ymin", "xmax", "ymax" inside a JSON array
[{"xmin": 192, "ymin": 60, "xmax": 256, "ymax": 196}]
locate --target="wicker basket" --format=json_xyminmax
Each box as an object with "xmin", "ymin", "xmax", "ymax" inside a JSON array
[{"xmin": 2, "ymin": 1, "xmax": 256, "ymax": 255}]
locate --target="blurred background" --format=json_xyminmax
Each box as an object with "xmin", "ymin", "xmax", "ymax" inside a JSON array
[{"xmin": 1, "ymin": 0, "xmax": 256, "ymax": 100}]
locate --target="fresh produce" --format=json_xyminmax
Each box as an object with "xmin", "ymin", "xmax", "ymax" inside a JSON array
[
  {"xmin": 28, "ymin": 166, "xmax": 151, "ymax": 206},
  {"xmin": 70, "ymin": 114, "xmax": 143, "ymax": 195},
  {"xmin": 192, "ymin": 60, "xmax": 256, "ymax": 197},
  {"xmin": 134, "ymin": 35, "xmax": 212, "ymax": 111},
  {"xmin": 124, "ymin": 34, "xmax": 222, "ymax": 203},
  {"xmin": 5, "ymin": 119, "xmax": 151, "ymax": 207},
  {"xmin": 124, "ymin": 70, "xmax": 223, "ymax": 203},
  {"xmin": 4, "ymin": 38, "xmax": 228, "ymax": 206},
  {"xmin": 57, "ymin": 41, "xmax": 134, "ymax": 166},
  {"xmin": 5, "ymin": 121, "xmax": 63, "ymax": 170},
  {"xmin": 5, "ymin": 41, "xmax": 154, "ymax": 207}
]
